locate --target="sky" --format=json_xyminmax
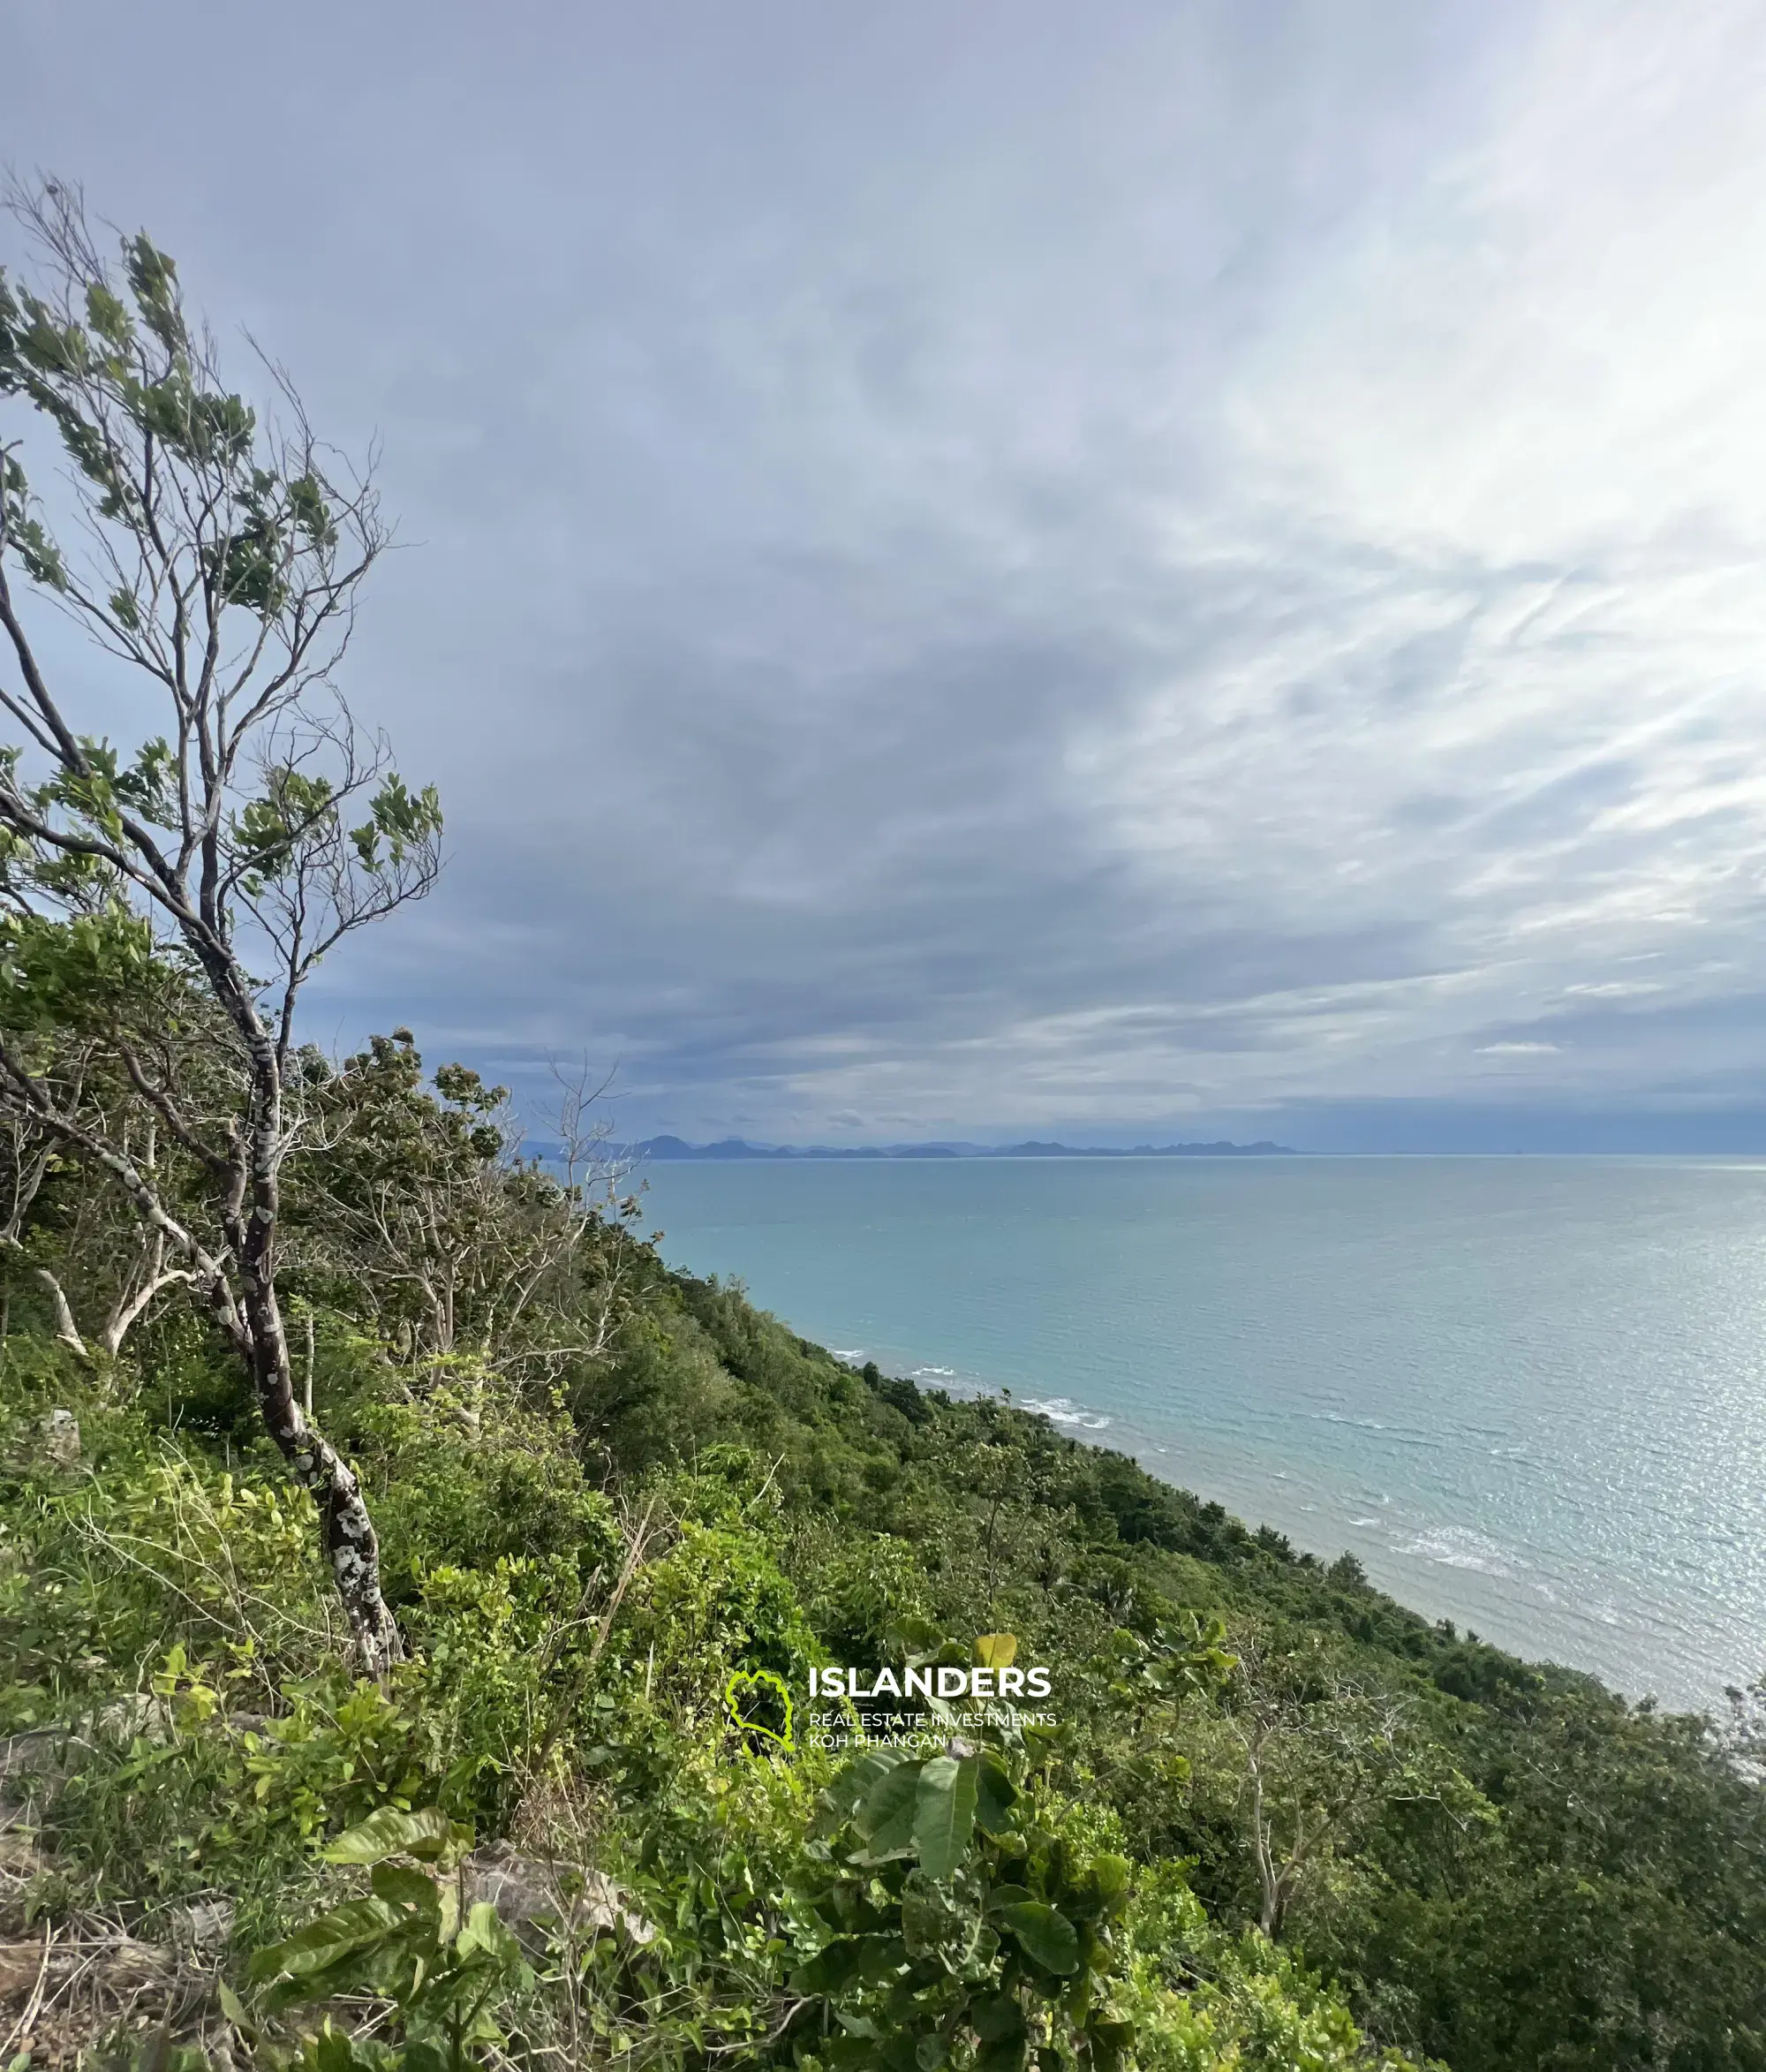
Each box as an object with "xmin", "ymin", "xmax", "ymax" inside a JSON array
[{"xmin": 6, "ymin": 1, "xmax": 1766, "ymax": 1150}]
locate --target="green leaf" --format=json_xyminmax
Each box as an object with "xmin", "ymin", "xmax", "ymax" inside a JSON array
[
  {"xmin": 858, "ymin": 1758, "xmax": 924, "ymax": 1859},
  {"xmin": 997, "ymin": 1902, "xmax": 1080, "ymax": 1977},
  {"xmin": 455, "ymin": 1900, "xmax": 525, "ymax": 1970},
  {"xmin": 307, "ymin": 2026, "xmax": 387, "ymax": 2072},
  {"xmin": 1080, "ymin": 1853, "xmax": 1131, "ymax": 1917},
  {"xmin": 322, "ymin": 1804, "xmax": 467, "ymax": 1865},
  {"xmin": 250, "ymin": 1897, "xmax": 403, "ymax": 1982},
  {"xmin": 793, "ymin": 1937, "xmax": 867, "ymax": 1995},
  {"xmin": 369, "ymin": 1860, "xmax": 442, "ymax": 1912},
  {"xmin": 837, "ymin": 1745, "xmax": 909, "ymax": 1808},
  {"xmin": 971, "ymin": 1993, "xmax": 1027, "ymax": 2044},
  {"xmin": 914, "ymin": 1754, "xmax": 978, "ymax": 1882},
  {"xmin": 975, "ymin": 1757, "xmax": 1019, "ymax": 1835},
  {"xmin": 900, "ymin": 1887, "xmax": 954, "ymax": 1956},
  {"xmin": 84, "ymin": 281, "xmax": 132, "ymax": 346},
  {"xmin": 216, "ymin": 1980, "xmax": 254, "ymax": 2033},
  {"xmin": 1087, "ymin": 2018, "xmax": 1136, "ymax": 2072}
]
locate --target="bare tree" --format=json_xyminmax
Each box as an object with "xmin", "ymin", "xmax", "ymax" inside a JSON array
[
  {"xmin": 1213, "ymin": 1637, "xmax": 1479, "ymax": 1940},
  {"xmin": 291, "ymin": 1040, "xmax": 642, "ymax": 1388},
  {"xmin": 0, "ymin": 178, "xmax": 442, "ymax": 1675},
  {"xmin": 7, "ymin": 1118, "xmax": 192, "ymax": 1363}
]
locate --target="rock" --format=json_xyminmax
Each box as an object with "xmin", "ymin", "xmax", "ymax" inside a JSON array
[
  {"xmin": 87, "ymin": 1693, "xmax": 177, "ymax": 1743},
  {"xmin": 0, "ymin": 1730, "xmax": 67, "ymax": 1785},
  {"xmin": 173, "ymin": 1896, "xmax": 235, "ymax": 1952},
  {"xmin": 0, "ymin": 1729, "xmax": 72, "ymax": 1826},
  {"xmin": 579, "ymin": 1867, "xmax": 654, "ymax": 1945},
  {"xmin": 41, "ymin": 1409, "xmax": 79, "ymax": 1468},
  {"xmin": 462, "ymin": 1841, "xmax": 653, "ymax": 1953}
]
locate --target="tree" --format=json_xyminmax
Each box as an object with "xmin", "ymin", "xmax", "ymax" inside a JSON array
[
  {"xmin": 1202, "ymin": 1636, "xmax": 1484, "ymax": 1940},
  {"xmin": 0, "ymin": 178, "xmax": 442, "ymax": 1674},
  {"xmin": 286, "ymin": 1035, "xmax": 638, "ymax": 1387}
]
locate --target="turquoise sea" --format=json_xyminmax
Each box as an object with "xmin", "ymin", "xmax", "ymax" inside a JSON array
[{"xmin": 637, "ymin": 1155, "xmax": 1766, "ymax": 1713}]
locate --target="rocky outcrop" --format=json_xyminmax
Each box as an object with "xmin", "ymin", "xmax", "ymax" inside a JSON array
[{"xmin": 462, "ymin": 1840, "xmax": 654, "ymax": 1953}]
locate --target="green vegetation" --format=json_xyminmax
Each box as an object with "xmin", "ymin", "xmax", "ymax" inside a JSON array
[
  {"xmin": 4, "ymin": 1057, "xmax": 1766, "ymax": 2069},
  {"xmin": 4, "ymin": 182, "xmax": 1766, "ymax": 2072}
]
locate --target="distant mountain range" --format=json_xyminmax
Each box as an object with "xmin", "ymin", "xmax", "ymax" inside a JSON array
[{"xmin": 623, "ymin": 1135, "xmax": 1297, "ymax": 1161}]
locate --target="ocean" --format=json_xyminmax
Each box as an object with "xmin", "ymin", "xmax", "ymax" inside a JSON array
[{"xmin": 635, "ymin": 1154, "xmax": 1766, "ymax": 1713}]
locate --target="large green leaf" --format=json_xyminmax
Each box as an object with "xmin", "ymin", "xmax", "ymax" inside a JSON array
[
  {"xmin": 970, "ymin": 1992, "xmax": 1027, "ymax": 2044},
  {"xmin": 857, "ymin": 1758, "xmax": 924, "ymax": 1859},
  {"xmin": 914, "ymin": 1754, "xmax": 979, "ymax": 1882},
  {"xmin": 975, "ymin": 1757, "xmax": 1019, "ymax": 1836},
  {"xmin": 1084, "ymin": 1854, "xmax": 1131, "ymax": 1913},
  {"xmin": 900, "ymin": 1887, "xmax": 955, "ymax": 1956},
  {"xmin": 1087, "ymin": 2016, "xmax": 1136, "ymax": 2072},
  {"xmin": 369, "ymin": 1860, "xmax": 443, "ymax": 1913},
  {"xmin": 997, "ymin": 1901, "xmax": 1080, "ymax": 1977},
  {"xmin": 793, "ymin": 1937, "xmax": 868, "ymax": 1995},
  {"xmin": 322, "ymin": 1805, "xmax": 466, "ymax": 1866},
  {"xmin": 847, "ymin": 1748, "xmax": 910, "ymax": 1796},
  {"xmin": 249, "ymin": 1897, "xmax": 403, "ymax": 1982},
  {"xmin": 880, "ymin": 2034, "xmax": 926, "ymax": 2072},
  {"xmin": 307, "ymin": 2029, "xmax": 381, "ymax": 2072},
  {"xmin": 829, "ymin": 1746, "xmax": 911, "ymax": 1831}
]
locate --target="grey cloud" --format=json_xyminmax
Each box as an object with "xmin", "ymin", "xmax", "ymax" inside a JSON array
[{"xmin": 6, "ymin": 1, "xmax": 1766, "ymax": 1146}]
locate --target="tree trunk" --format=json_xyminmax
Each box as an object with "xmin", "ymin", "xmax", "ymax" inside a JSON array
[
  {"xmin": 241, "ymin": 1267, "xmax": 402, "ymax": 1676},
  {"xmin": 218, "ymin": 1009, "xmax": 404, "ymax": 1680},
  {"xmin": 32, "ymin": 1268, "xmax": 89, "ymax": 1360},
  {"xmin": 1249, "ymin": 1750, "xmax": 1284, "ymax": 1938}
]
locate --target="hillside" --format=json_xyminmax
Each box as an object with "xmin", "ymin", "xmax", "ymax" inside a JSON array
[{"xmin": 4, "ymin": 1040, "xmax": 1765, "ymax": 2070}]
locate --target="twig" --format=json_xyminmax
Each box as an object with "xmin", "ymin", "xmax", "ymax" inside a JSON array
[
  {"xmin": 1, "ymin": 1920, "xmax": 56, "ymax": 2058},
  {"xmin": 705, "ymin": 2000, "xmax": 811, "ymax": 2056}
]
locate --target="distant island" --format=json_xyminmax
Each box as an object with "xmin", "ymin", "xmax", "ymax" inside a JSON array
[{"xmin": 624, "ymin": 1135, "xmax": 1297, "ymax": 1161}]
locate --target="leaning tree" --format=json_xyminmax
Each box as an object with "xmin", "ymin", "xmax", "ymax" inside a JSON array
[{"xmin": 0, "ymin": 179, "xmax": 442, "ymax": 1675}]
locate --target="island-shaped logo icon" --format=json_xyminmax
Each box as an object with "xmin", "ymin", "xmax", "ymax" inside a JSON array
[{"xmin": 723, "ymin": 1666, "xmax": 795, "ymax": 1751}]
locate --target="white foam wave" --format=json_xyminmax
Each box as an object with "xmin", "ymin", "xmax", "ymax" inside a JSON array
[
  {"xmin": 1397, "ymin": 1525, "xmax": 1524, "ymax": 1578},
  {"xmin": 1023, "ymin": 1395, "xmax": 1112, "ymax": 1431}
]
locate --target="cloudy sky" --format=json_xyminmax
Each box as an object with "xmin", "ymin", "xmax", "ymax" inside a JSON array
[{"xmin": 7, "ymin": 1, "xmax": 1766, "ymax": 1148}]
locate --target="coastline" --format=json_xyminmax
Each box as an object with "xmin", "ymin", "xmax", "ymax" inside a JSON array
[{"xmin": 635, "ymin": 1153, "xmax": 1766, "ymax": 1713}]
